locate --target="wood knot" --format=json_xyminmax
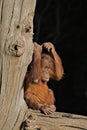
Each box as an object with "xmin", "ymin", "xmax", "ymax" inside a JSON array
[
  {"xmin": 20, "ymin": 114, "xmax": 37, "ymax": 130},
  {"xmin": 8, "ymin": 37, "xmax": 25, "ymax": 57},
  {"xmin": 21, "ymin": 16, "xmax": 33, "ymax": 36},
  {"xmin": 25, "ymin": 25, "xmax": 31, "ymax": 33}
]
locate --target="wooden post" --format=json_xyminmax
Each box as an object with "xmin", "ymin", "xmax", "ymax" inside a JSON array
[{"xmin": 0, "ymin": 0, "xmax": 36, "ymax": 130}]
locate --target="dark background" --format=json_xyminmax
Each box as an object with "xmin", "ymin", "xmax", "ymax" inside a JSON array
[{"xmin": 33, "ymin": 0, "xmax": 87, "ymax": 116}]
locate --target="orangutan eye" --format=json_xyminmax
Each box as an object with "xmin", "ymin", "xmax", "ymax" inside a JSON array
[{"xmin": 45, "ymin": 66, "xmax": 49, "ymax": 68}]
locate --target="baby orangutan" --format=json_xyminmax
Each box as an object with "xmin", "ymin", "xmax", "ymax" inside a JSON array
[{"xmin": 24, "ymin": 42, "xmax": 64, "ymax": 115}]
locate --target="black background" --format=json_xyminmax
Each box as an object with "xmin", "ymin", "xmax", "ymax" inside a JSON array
[{"xmin": 33, "ymin": 0, "xmax": 87, "ymax": 116}]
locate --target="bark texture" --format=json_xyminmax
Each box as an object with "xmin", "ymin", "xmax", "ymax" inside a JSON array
[
  {"xmin": 0, "ymin": 0, "xmax": 36, "ymax": 130},
  {"xmin": 21, "ymin": 109, "xmax": 87, "ymax": 130}
]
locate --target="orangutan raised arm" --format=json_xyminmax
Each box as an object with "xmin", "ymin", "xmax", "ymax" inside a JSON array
[
  {"xmin": 42, "ymin": 42, "xmax": 64, "ymax": 80},
  {"xmin": 24, "ymin": 42, "xmax": 42, "ymax": 87}
]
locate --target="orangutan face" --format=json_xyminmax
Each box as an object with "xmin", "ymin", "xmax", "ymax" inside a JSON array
[{"xmin": 41, "ymin": 54, "xmax": 55, "ymax": 82}]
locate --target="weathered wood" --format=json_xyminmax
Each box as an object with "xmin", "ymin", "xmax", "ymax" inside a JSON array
[
  {"xmin": 21, "ymin": 109, "xmax": 87, "ymax": 130},
  {"xmin": 0, "ymin": 0, "xmax": 36, "ymax": 130},
  {"xmin": 1, "ymin": 1, "xmax": 87, "ymax": 130}
]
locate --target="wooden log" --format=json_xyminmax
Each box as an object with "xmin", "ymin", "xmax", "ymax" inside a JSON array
[
  {"xmin": 0, "ymin": 0, "xmax": 36, "ymax": 129},
  {"xmin": 21, "ymin": 109, "xmax": 87, "ymax": 130}
]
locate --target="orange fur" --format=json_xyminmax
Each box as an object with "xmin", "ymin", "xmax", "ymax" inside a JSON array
[
  {"xmin": 24, "ymin": 42, "xmax": 64, "ymax": 114},
  {"xmin": 24, "ymin": 82, "xmax": 55, "ymax": 110}
]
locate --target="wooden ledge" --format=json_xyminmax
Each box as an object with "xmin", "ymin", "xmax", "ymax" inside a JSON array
[{"xmin": 21, "ymin": 109, "xmax": 87, "ymax": 130}]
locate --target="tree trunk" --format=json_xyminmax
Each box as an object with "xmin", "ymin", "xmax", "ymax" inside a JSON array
[{"xmin": 0, "ymin": 0, "xmax": 36, "ymax": 130}]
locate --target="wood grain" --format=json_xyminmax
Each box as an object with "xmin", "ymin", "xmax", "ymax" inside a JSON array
[{"xmin": 21, "ymin": 109, "xmax": 87, "ymax": 130}]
